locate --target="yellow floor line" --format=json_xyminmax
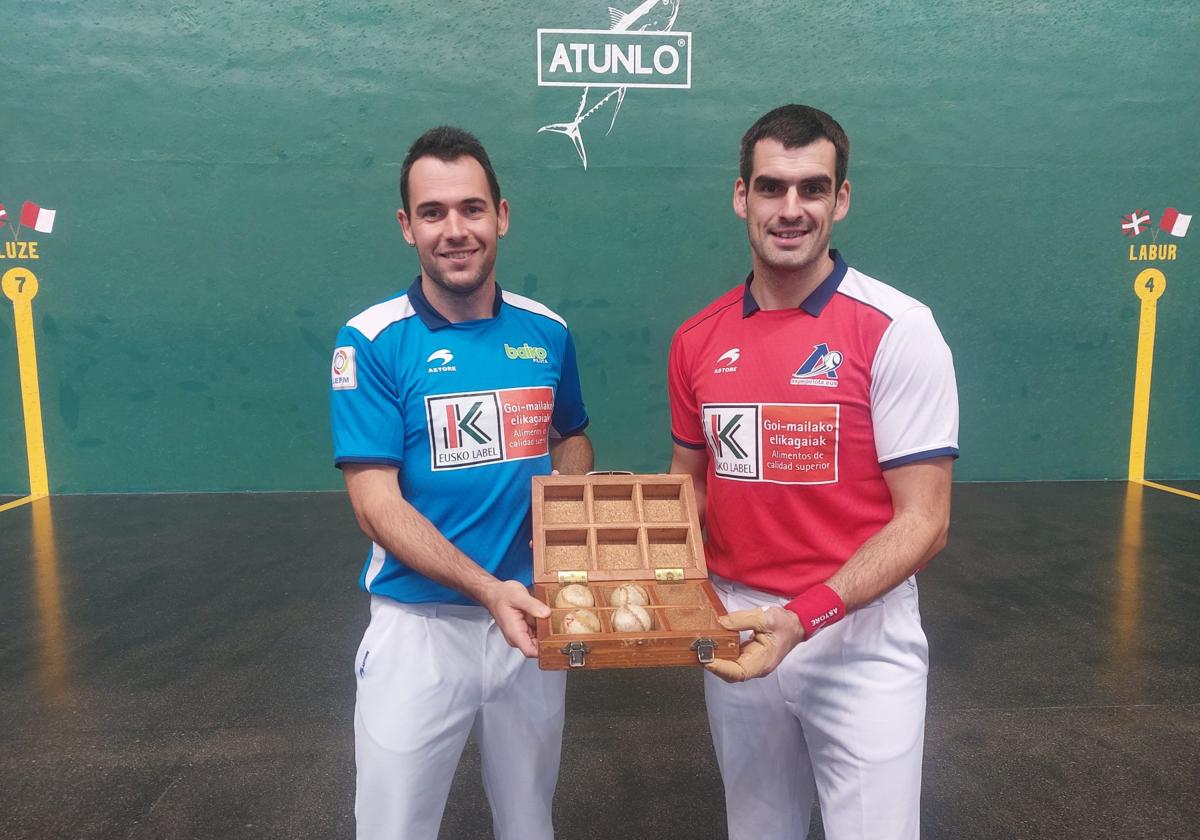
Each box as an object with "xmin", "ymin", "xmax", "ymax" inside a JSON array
[
  {"xmin": 1140, "ymin": 480, "xmax": 1200, "ymax": 502},
  {"xmin": 0, "ymin": 494, "xmax": 42, "ymax": 513}
]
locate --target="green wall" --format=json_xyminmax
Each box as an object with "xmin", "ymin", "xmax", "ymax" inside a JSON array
[{"xmin": 2, "ymin": 0, "xmax": 1197, "ymax": 493}]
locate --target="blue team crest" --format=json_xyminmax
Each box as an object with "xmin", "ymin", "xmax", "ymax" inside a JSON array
[{"xmin": 790, "ymin": 343, "xmax": 842, "ymax": 388}]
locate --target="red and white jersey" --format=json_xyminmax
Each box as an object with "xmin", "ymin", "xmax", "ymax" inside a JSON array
[{"xmin": 668, "ymin": 252, "xmax": 959, "ymax": 597}]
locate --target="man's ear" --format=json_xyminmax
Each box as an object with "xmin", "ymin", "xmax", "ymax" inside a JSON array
[
  {"xmin": 496, "ymin": 198, "xmax": 510, "ymax": 239},
  {"xmin": 397, "ymin": 209, "xmax": 415, "ymax": 246},
  {"xmin": 733, "ymin": 178, "xmax": 748, "ymax": 220},
  {"xmin": 833, "ymin": 179, "xmax": 851, "ymax": 223}
]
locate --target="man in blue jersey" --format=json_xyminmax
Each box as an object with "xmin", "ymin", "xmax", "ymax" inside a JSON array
[{"xmin": 330, "ymin": 126, "xmax": 593, "ymax": 840}]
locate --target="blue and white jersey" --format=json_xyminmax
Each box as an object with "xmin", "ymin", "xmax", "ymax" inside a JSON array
[{"xmin": 330, "ymin": 278, "xmax": 589, "ymax": 605}]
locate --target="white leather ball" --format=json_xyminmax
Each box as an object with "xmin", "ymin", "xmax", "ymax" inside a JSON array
[
  {"xmin": 609, "ymin": 583, "xmax": 650, "ymax": 607},
  {"xmin": 555, "ymin": 584, "xmax": 595, "ymax": 608},
  {"xmin": 611, "ymin": 604, "xmax": 653, "ymax": 632},
  {"xmin": 562, "ymin": 609, "xmax": 602, "ymax": 634}
]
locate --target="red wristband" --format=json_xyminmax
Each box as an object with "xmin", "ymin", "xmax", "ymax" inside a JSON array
[{"xmin": 784, "ymin": 584, "xmax": 846, "ymax": 639}]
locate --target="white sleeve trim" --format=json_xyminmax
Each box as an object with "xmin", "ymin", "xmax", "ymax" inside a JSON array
[
  {"xmin": 870, "ymin": 306, "xmax": 959, "ymax": 464},
  {"xmin": 501, "ymin": 290, "xmax": 567, "ymax": 328},
  {"xmin": 346, "ymin": 295, "xmax": 417, "ymax": 341}
]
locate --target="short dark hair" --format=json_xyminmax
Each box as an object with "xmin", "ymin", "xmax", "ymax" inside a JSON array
[
  {"xmin": 739, "ymin": 105, "xmax": 850, "ymax": 189},
  {"xmin": 399, "ymin": 126, "xmax": 502, "ymax": 214}
]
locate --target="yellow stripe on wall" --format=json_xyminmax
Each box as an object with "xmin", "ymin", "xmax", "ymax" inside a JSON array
[
  {"xmin": 1127, "ymin": 268, "xmax": 1165, "ymax": 483},
  {"xmin": 2, "ymin": 267, "xmax": 50, "ymax": 498}
]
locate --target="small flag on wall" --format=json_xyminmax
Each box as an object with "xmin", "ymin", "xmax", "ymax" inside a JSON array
[
  {"xmin": 1121, "ymin": 210, "xmax": 1150, "ymax": 236},
  {"xmin": 1159, "ymin": 208, "xmax": 1191, "ymax": 238},
  {"xmin": 0, "ymin": 204, "xmax": 7, "ymax": 227},
  {"xmin": 20, "ymin": 201, "xmax": 56, "ymax": 234}
]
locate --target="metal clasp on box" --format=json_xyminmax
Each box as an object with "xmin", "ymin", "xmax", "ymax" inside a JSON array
[
  {"xmin": 561, "ymin": 641, "xmax": 590, "ymax": 668},
  {"xmin": 690, "ymin": 637, "xmax": 717, "ymax": 664}
]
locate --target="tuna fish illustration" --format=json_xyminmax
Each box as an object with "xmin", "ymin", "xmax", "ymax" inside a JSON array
[{"xmin": 538, "ymin": 0, "xmax": 683, "ymax": 170}]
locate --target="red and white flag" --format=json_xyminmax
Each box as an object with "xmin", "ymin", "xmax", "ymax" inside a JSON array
[
  {"xmin": 20, "ymin": 201, "xmax": 56, "ymax": 234},
  {"xmin": 1121, "ymin": 209, "xmax": 1150, "ymax": 236},
  {"xmin": 1159, "ymin": 207, "xmax": 1191, "ymax": 238},
  {"xmin": 0, "ymin": 204, "xmax": 7, "ymax": 227}
]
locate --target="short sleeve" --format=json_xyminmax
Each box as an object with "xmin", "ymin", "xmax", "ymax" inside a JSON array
[
  {"xmin": 870, "ymin": 307, "xmax": 960, "ymax": 469},
  {"xmin": 550, "ymin": 330, "xmax": 589, "ymax": 437},
  {"xmin": 330, "ymin": 326, "xmax": 406, "ymax": 468},
  {"xmin": 668, "ymin": 329, "xmax": 705, "ymax": 448}
]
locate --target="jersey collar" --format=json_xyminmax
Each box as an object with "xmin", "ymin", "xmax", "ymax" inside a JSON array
[
  {"xmin": 742, "ymin": 250, "xmax": 848, "ymax": 318},
  {"xmin": 406, "ymin": 276, "xmax": 504, "ymax": 330}
]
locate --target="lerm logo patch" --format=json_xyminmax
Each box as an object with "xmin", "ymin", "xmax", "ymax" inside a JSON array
[
  {"xmin": 331, "ymin": 346, "xmax": 356, "ymax": 390},
  {"xmin": 426, "ymin": 387, "xmax": 554, "ymax": 470}
]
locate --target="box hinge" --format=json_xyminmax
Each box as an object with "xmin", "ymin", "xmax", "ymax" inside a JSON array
[
  {"xmin": 561, "ymin": 641, "xmax": 590, "ymax": 668},
  {"xmin": 654, "ymin": 567, "xmax": 685, "ymax": 583},
  {"xmin": 557, "ymin": 570, "xmax": 588, "ymax": 585},
  {"xmin": 690, "ymin": 637, "xmax": 717, "ymax": 664}
]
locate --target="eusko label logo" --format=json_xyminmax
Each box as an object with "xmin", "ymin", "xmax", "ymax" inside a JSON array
[
  {"xmin": 536, "ymin": 0, "xmax": 692, "ymax": 170},
  {"xmin": 702, "ymin": 404, "xmax": 759, "ymax": 480},
  {"xmin": 427, "ymin": 392, "xmax": 504, "ymax": 469},
  {"xmin": 446, "ymin": 401, "xmax": 493, "ymax": 447},
  {"xmin": 702, "ymin": 403, "xmax": 839, "ymax": 485},
  {"xmin": 426, "ymin": 387, "xmax": 556, "ymax": 471},
  {"xmin": 711, "ymin": 413, "xmax": 748, "ymax": 459}
]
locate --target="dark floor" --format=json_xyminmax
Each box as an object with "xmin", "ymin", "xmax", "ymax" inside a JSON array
[{"xmin": 1, "ymin": 482, "xmax": 1197, "ymax": 840}]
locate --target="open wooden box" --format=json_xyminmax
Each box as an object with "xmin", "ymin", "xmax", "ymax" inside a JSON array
[{"xmin": 532, "ymin": 474, "xmax": 739, "ymax": 670}]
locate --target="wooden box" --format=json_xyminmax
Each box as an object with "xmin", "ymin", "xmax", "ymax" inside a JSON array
[{"xmin": 532, "ymin": 474, "xmax": 739, "ymax": 670}]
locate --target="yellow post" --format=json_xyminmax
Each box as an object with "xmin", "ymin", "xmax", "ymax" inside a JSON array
[
  {"xmin": 2, "ymin": 267, "xmax": 50, "ymax": 497},
  {"xmin": 1127, "ymin": 268, "xmax": 1165, "ymax": 483}
]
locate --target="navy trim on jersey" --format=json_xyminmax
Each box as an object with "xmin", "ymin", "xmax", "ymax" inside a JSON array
[
  {"xmin": 742, "ymin": 251, "xmax": 848, "ymax": 318},
  {"xmin": 556, "ymin": 419, "xmax": 591, "ymax": 437},
  {"xmin": 678, "ymin": 295, "xmax": 743, "ymax": 340},
  {"xmin": 739, "ymin": 271, "xmax": 757, "ymax": 317},
  {"xmin": 406, "ymin": 276, "xmax": 503, "ymax": 330},
  {"xmin": 672, "ymin": 434, "xmax": 706, "ymax": 450},
  {"xmin": 335, "ymin": 455, "xmax": 405, "ymax": 470},
  {"xmin": 880, "ymin": 447, "xmax": 960, "ymax": 470}
]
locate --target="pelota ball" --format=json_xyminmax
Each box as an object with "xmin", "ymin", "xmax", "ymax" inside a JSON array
[
  {"xmin": 611, "ymin": 604, "xmax": 653, "ymax": 632},
  {"xmin": 555, "ymin": 583, "xmax": 595, "ymax": 608},
  {"xmin": 609, "ymin": 583, "xmax": 650, "ymax": 608},
  {"xmin": 562, "ymin": 609, "xmax": 602, "ymax": 635}
]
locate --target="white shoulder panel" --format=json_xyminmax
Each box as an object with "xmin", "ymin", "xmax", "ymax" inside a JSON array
[
  {"xmin": 346, "ymin": 295, "xmax": 417, "ymax": 341},
  {"xmin": 837, "ymin": 267, "xmax": 926, "ymax": 320},
  {"xmin": 501, "ymin": 290, "xmax": 567, "ymax": 328}
]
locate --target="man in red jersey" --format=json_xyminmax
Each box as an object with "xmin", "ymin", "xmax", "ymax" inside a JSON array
[{"xmin": 668, "ymin": 105, "xmax": 959, "ymax": 840}]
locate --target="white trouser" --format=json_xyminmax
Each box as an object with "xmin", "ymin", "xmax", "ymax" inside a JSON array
[
  {"xmin": 704, "ymin": 575, "xmax": 928, "ymax": 840},
  {"xmin": 354, "ymin": 596, "xmax": 567, "ymax": 840}
]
